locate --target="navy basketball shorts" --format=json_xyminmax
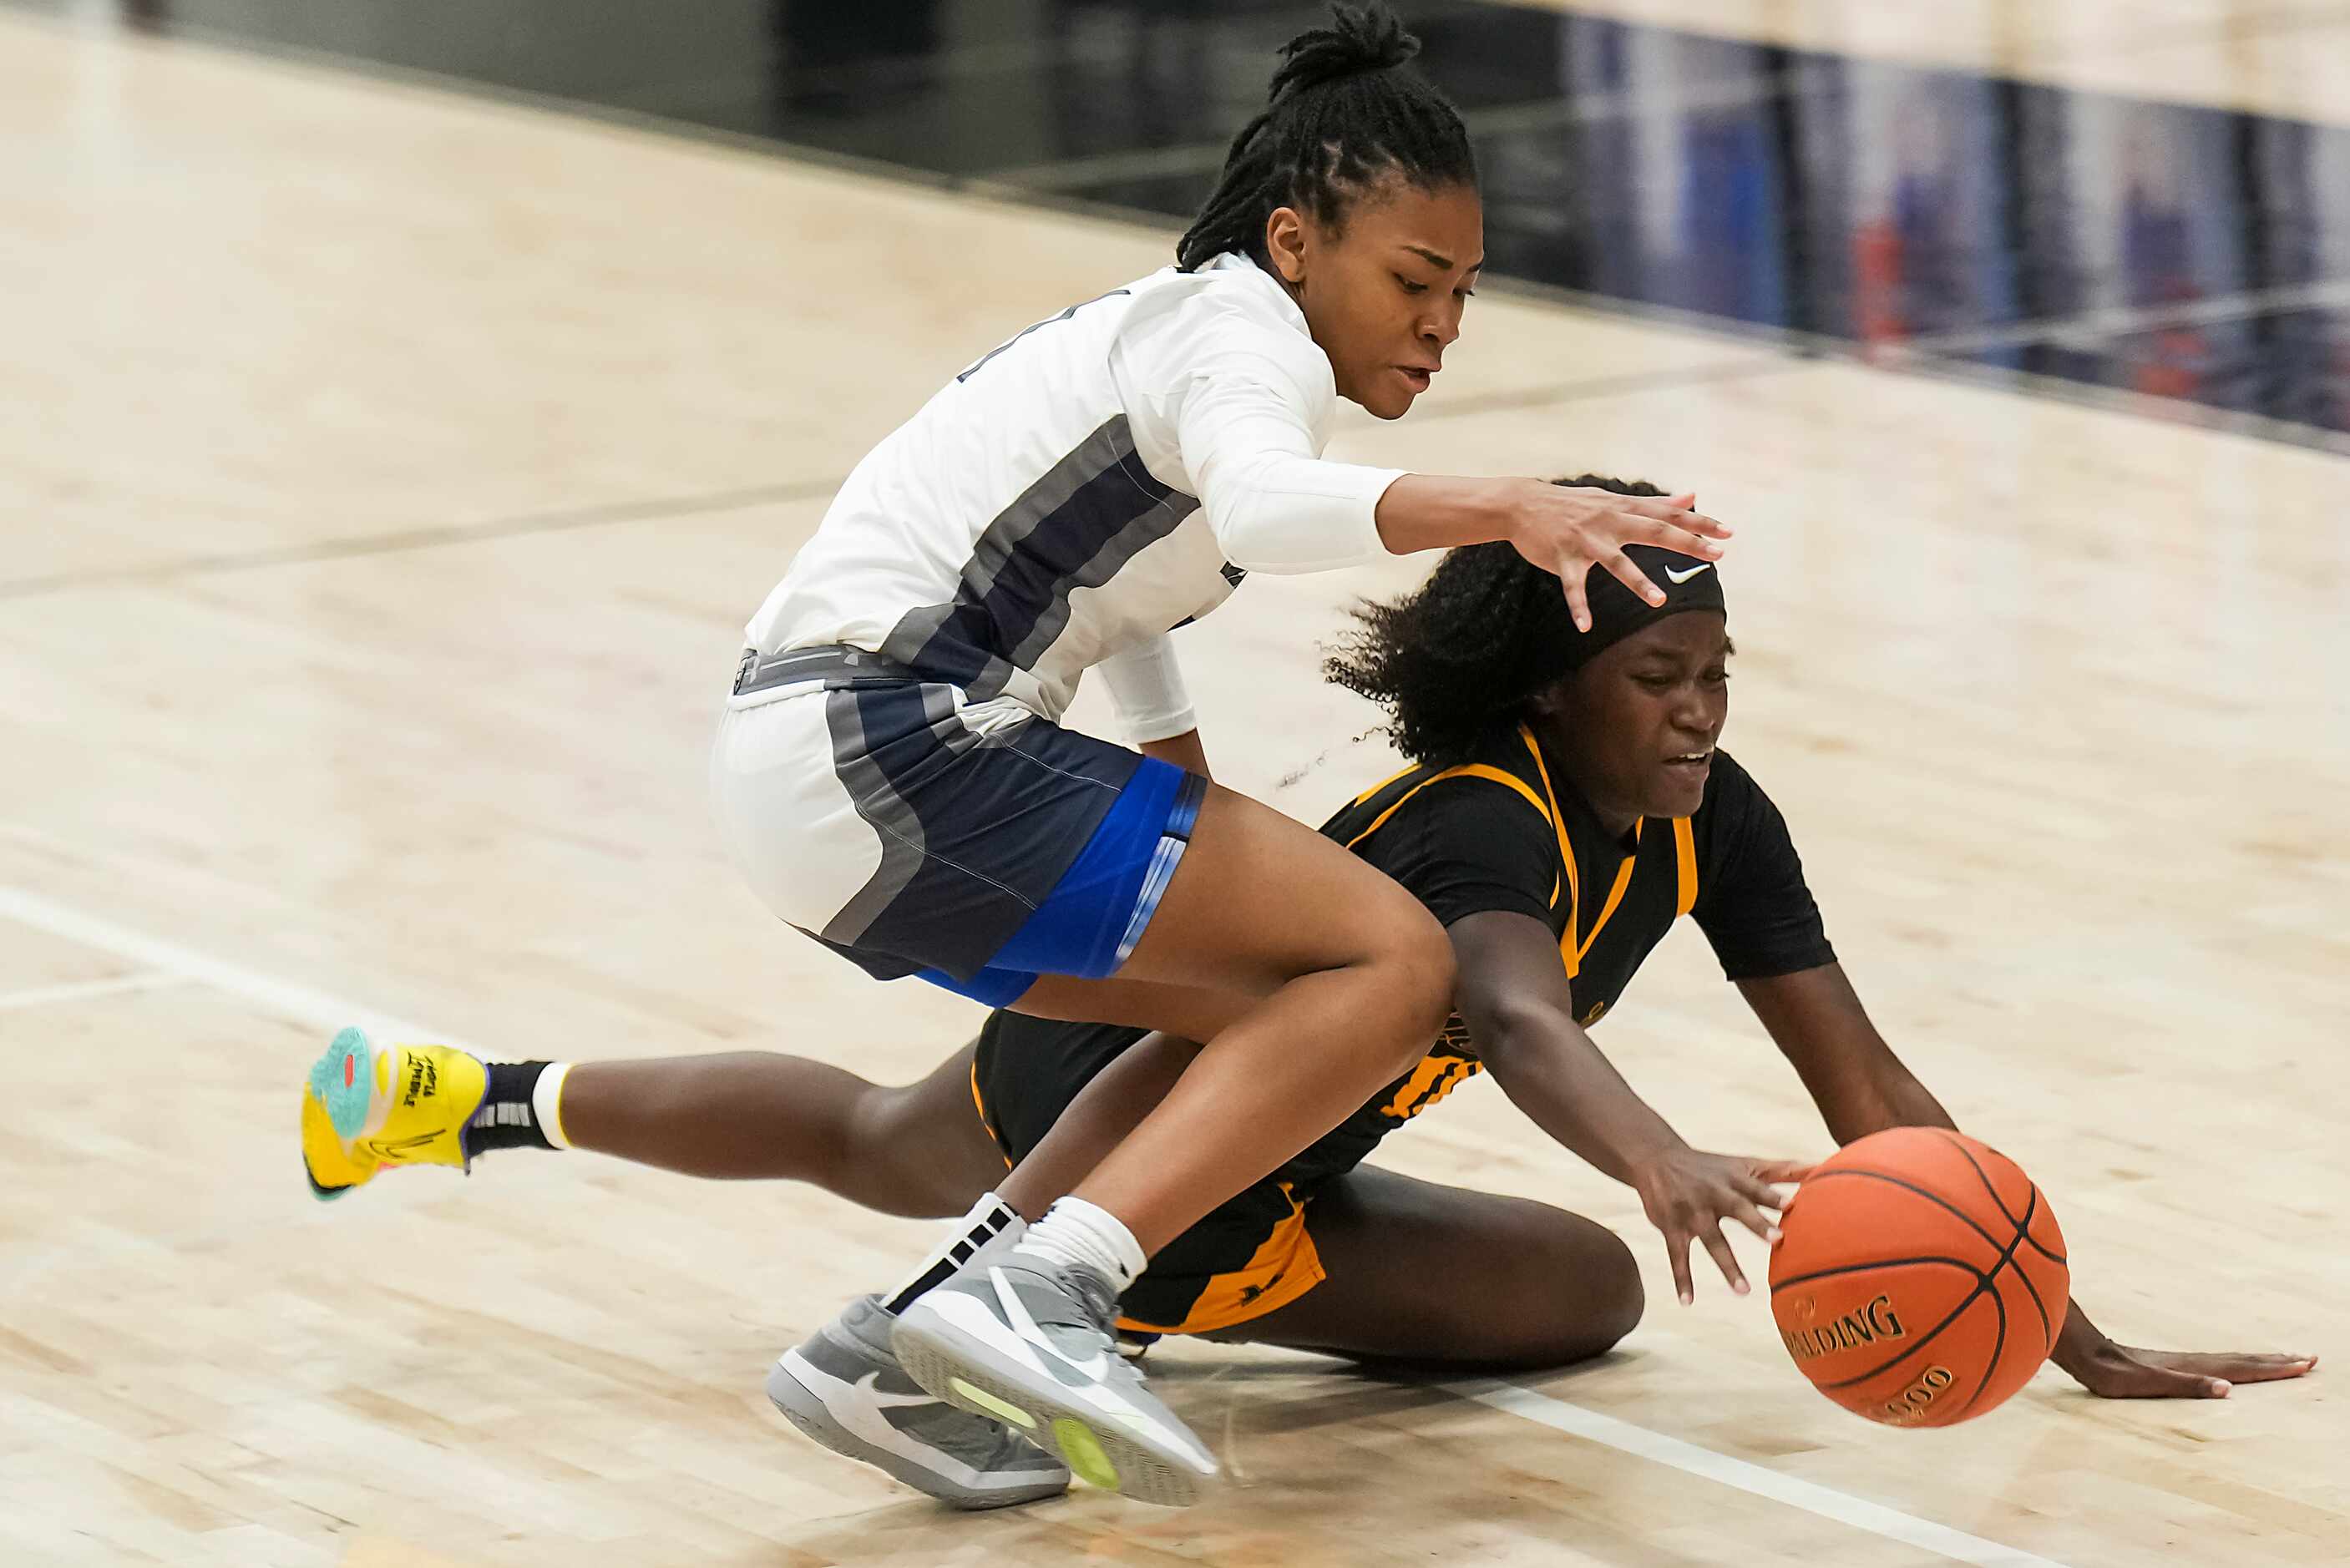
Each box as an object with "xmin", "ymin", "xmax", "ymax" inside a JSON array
[{"xmin": 709, "ymin": 646, "xmax": 1207, "ymax": 1008}]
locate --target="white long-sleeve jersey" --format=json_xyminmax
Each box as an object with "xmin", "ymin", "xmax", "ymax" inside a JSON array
[{"xmin": 743, "ymin": 252, "xmax": 1403, "ymax": 744}]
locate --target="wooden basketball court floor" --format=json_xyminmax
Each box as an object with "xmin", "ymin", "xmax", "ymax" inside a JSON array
[{"xmin": 3, "ymin": 6, "xmax": 2347, "ymax": 1564}]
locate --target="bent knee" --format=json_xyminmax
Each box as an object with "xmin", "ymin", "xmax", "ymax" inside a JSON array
[
  {"xmin": 1364, "ymin": 900, "xmax": 1456, "ymax": 1056},
  {"xmin": 1583, "ymin": 1228, "xmax": 1646, "ymax": 1353},
  {"xmin": 1512, "ymin": 1223, "xmax": 1643, "ymax": 1368}
]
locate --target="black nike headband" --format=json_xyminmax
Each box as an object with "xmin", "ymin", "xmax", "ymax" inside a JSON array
[{"xmin": 1554, "ymin": 544, "xmax": 1727, "ymax": 670}]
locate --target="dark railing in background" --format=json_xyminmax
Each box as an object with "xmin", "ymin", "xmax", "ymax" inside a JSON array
[{"xmin": 57, "ymin": 0, "xmax": 2350, "ymax": 444}]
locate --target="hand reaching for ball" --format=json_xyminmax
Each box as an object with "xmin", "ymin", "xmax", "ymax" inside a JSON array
[{"xmin": 1628, "ymin": 1147, "xmax": 1812, "ymax": 1306}]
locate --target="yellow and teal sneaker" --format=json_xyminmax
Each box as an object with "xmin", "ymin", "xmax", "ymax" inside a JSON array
[{"xmin": 301, "ymin": 1027, "xmax": 489, "ymax": 1201}]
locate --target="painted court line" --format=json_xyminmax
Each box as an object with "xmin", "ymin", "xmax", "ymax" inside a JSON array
[
  {"xmin": 0, "ymin": 882, "xmax": 2062, "ymax": 1563},
  {"xmin": 1449, "ymin": 1382, "xmax": 2068, "ymax": 1567},
  {"xmin": 0, "ymin": 969, "xmax": 188, "ymax": 1013},
  {"xmin": 0, "ymin": 885, "xmax": 479, "ymax": 1051}
]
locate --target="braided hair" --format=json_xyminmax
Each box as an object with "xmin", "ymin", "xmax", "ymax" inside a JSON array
[
  {"xmin": 1324, "ymin": 477, "xmax": 1669, "ymax": 763},
  {"xmin": 1175, "ymin": 4, "xmax": 1477, "ymax": 272}
]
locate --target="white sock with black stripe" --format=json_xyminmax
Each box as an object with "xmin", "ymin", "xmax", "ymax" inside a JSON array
[
  {"xmin": 466, "ymin": 1060, "xmax": 567, "ymax": 1154},
  {"xmin": 882, "ymin": 1191, "xmax": 1025, "ymax": 1316},
  {"xmin": 1012, "ymin": 1196, "xmax": 1146, "ymax": 1294}
]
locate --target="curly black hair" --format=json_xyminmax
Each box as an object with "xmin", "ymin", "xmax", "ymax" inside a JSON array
[
  {"xmin": 1175, "ymin": 3, "xmax": 1476, "ymax": 272},
  {"xmin": 1324, "ymin": 476, "xmax": 1669, "ymax": 763}
]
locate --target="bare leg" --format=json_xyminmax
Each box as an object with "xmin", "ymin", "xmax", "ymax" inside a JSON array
[
  {"xmin": 1215, "ymin": 1166, "xmax": 1645, "ymax": 1370},
  {"xmin": 996, "ymin": 1032, "xmax": 1200, "ymax": 1221},
  {"xmin": 1010, "ymin": 785, "xmax": 1455, "ymax": 1254},
  {"xmin": 558, "ymin": 1046, "xmax": 1001, "ymax": 1218}
]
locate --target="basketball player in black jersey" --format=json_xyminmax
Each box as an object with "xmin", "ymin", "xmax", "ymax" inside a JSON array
[{"xmin": 305, "ymin": 478, "xmax": 2311, "ymax": 1505}]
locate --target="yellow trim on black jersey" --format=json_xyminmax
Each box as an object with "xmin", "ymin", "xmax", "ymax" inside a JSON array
[
  {"xmin": 1513, "ymin": 723, "xmax": 1649, "ymax": 979},
  {"xmin": 1114, "ymin": 1182, "xmax": 1328, "ymax": 1336},
  {"xmin": 1343, "ymin": 762, "xmax": 1556, "ymax": 856},
  {"xmin": 1515, "ymin": 726, "xmax": 1581, "ymax": 916},
  {"xmin": 1341, "ymin": 725, "xmax": 1700, "ymax": 982},
  {"xmin": 970, "ymin": 1057, "xmax": 1013, "ymax": 1171},
  {"xmin": 1568, "ymin": 830, "xmax": 1643, "ymax": 977},
  {"xmin": 1376, "ymin": 1051, "xmax": 1483, "ymax": 1120},
  {"xmin": 1350, "ymin": 761, "xmax": 1421, "ymax": 807}
]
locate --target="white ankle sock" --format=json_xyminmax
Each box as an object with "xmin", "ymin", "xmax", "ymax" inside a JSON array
[
  {"xmin": 883, "ymin": 1191, "xmax": 1024, "ymax": 1314},
  {"xmin": 532, "ymin": 1062, "xmax": 573, "ymax": 1150},
  {"xmin": 1013, "ymin": 1197, "xmax": 1147, "ymax": 1293}
]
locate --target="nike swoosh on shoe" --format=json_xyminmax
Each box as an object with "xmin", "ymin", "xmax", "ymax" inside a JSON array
[{"xmin": 992, "ymin": 1267, "xmax": 1110, "ymax": 1383}]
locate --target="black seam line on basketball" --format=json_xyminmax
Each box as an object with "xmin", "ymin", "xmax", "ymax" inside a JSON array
[
  {"xmin": 0, "ymin": 477, "xmax": 841, "ymax": 600},
  {"xmin": 1846, "ymin": 1186, "xmax": 2038, "ymax": 1399},
  {"xmin": 1819, "ymin": 1188, "xmax": 2043, "ymax": 1393},
  {"xmin": 1817, "ymin": 1284, "xmax": 1988, "ymax": 1392},
  {"xmin": 2021, "ymin": 1227, "xmax": 2068, "ymax": 1267},
  {"xmin": 1937, "ymin": 1133, "xmax": 2057, "ymax": 1363},
  {"xmin": 2006, "ymin": 1185, "xmax": 2055, "ymax": 1355},
  {"xmin": 1800, "ymin": 1170, "xmax": 2006, "ymax": 1254},
  {"xmin": 1937, "ymin": 1130, "xmax": 2025, "ymax": 1230},
  {"xmin": 1952, "ymin": 1278, "xmax": 2011, "ymax": 1421},
  {"xmin": 1963, "ymin": 1206, "xmax": 2033, "ymax": 1417},
  {"xmin": 1768, "ymin": 1257, "xmax": 1988, "ymax": 1293}
]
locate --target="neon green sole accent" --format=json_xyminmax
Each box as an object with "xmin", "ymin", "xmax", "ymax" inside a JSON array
[
  {"xmin": 950, "ymin": 1378, "xmax": 1035, "ymax": 1430},
  {"xmin": 1051, "ymin": 1418, "xmax": 1119, "ymax": 1490}
]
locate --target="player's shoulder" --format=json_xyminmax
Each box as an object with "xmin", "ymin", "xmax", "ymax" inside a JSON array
[
  {"xmin": 1689, "ymin": 746, "xmax": 1798, "ymax": 857},
  {"xmin": 1321, "ymin": 728, "xmax": 1557, "ymax": 844},
  {"xmin": 1695, "ymin": 746, "xmax": 1765, "ymax": 812},
  {"xmin": 1117, "ymin": 255, "xmax": 1329, "ymax": 382},
  {"xmin": 1441, "ymin": 727, "xmax": 1558, "ymax": 813}
]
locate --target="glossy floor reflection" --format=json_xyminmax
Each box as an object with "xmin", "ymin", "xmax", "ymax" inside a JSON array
[{"xmin": 44, "ymin": 0, "xmax": 2350, "ymax": 443}]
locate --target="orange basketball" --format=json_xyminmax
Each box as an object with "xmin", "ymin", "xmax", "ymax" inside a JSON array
[{"xmin": 1768, "ymin": 1127, "xmax": 2069, "ymax": 1428}]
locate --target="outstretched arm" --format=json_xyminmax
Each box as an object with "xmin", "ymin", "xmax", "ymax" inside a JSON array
[
  {"xmin": 1374, "ymin": 478, "xmax": 1725, "ymax": 630},
  {"xmin": 1739, "ymin": 962, "xmax": 2317, "ymax": 1399},
  {"xmin": 1451, "ymin": 910, "xmax": 1810, "ymax": 1304}
]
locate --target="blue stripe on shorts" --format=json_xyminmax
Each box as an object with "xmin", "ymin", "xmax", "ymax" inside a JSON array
[{"xmin": 920, "ymin": 760, "xmax": 1208, "ymax": 1008}]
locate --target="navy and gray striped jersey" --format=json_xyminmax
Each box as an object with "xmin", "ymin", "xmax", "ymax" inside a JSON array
[{"xmin": 743, "ymin": 253, "xmax": 1402, "ymax": 741}]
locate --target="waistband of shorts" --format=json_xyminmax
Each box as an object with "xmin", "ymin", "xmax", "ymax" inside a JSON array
[{"xmin": 732, "ymin": 644, "xmax": 921, "ymax": 698}]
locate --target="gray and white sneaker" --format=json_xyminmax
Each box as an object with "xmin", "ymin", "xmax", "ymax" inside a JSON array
[
  {"xmin": 890, "ymin": 1256, "xmax": 1219, "ymax": 1508},
  {"xmin": 765, "ymin": 1294, "xmax": 1070, "ymax": 1510}
]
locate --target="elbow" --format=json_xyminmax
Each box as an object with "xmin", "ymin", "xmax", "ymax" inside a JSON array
[
  {"xmin": 1207, "ymin": 501, "xmax": 1315, "ymax": 575},
  {"xmin": 1461, "ymin": 999, "xmax": 1549, "ymax": 1075},
  {"xmin": 1203, "ymin": 473, "xmax": 1385, "ymax": 575}
]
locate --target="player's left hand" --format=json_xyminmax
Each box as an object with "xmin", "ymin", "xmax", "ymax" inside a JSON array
[{"xmin": 2059, "ymin": 1338, "xmax": 2317, "ymax": 1399}]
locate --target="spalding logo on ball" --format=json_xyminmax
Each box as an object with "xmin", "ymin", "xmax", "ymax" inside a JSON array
[{"xmin": 1768, "ymin": 1127, "xmax": 2069, "ymax": 1427}]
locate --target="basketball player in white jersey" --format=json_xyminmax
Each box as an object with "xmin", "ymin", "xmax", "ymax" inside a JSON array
[
  {"xmin": 310, "ymin": 3, "xmax": 1729, "ymax": 1508},
  {"xmin": 709, "ymin": 3, "xmax": 1745, "ymax": 1505},
  {"xmin": 712, "ymin": 3, "xmax": 1737, "ymax": 1505}
]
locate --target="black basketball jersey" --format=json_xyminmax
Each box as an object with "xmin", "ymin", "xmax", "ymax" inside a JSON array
[{"xmin": 1285, "ymin": 722, "xmax": 1836, "ymax": 1183}]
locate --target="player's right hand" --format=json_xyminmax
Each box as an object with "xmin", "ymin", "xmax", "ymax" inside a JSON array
[
  {"xmin": 1628, "ymin": 1148, "xmax": 1812, "ymax": 1306},
  {"xmin": 1504, "ymin": 484, "xmax": 1731, "ymax": 633}
]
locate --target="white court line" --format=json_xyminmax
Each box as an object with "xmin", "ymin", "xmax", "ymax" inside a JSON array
[
  {"xmin": 1448, "ymin": 1382, "xmax": 2067, "ymax": 1567},
  {"xmin": 0, "ymin": 969, "xmax": 188, "ymax": 1012},
  {"xmin": 0, "ymin": 882, "xmax": 2064, "ymax": 1564},
  {"xmin": 0, "ymin": 885, "xmax": 479, "ymax": 1050}
]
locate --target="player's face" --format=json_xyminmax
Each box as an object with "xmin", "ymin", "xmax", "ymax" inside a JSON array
[
  {"xmin": 1547, "ymin": 614, "xmax": 1731, "ymax": 825},
  {"xmin": 1267, "ymin": 177, "xmax": 1483, "ymax": 419}
]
